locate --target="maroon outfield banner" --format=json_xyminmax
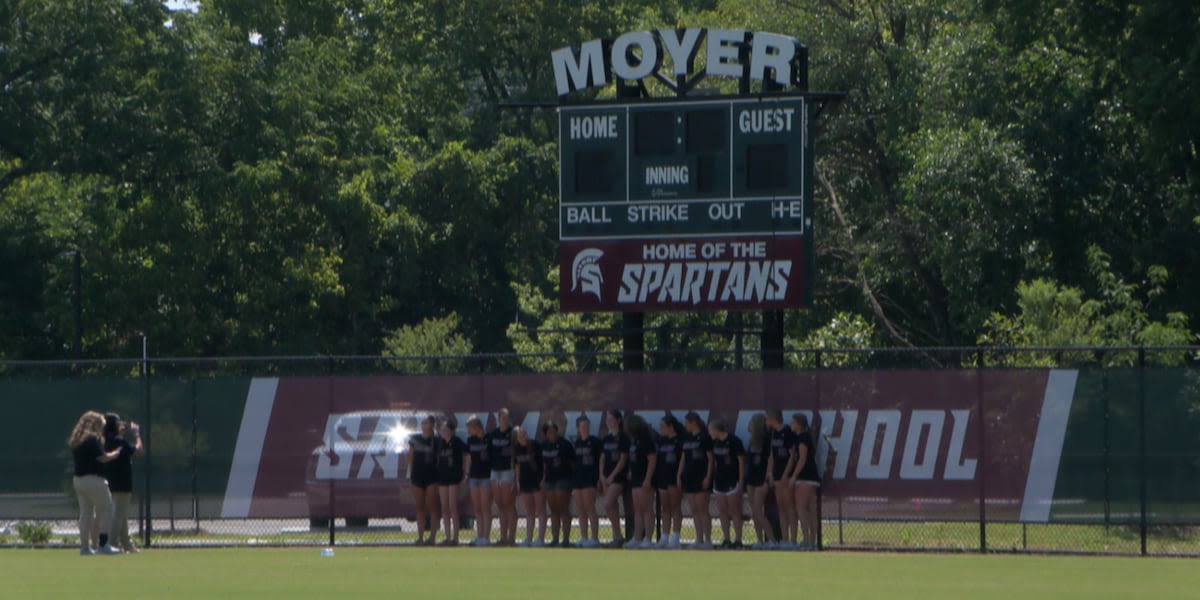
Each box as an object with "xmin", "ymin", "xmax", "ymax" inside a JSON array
[
  {"xmin": 220, "ymin": 370, "xmax": 1077, "ymax": 524},
  {"xmin": 559, "ymin": 236, "xmax": 807, "ymax": 312}
]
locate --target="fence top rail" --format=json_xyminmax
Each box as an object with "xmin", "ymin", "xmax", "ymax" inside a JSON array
[{"xmin": 1, "ymin": 345, "xmax": 1197, "ymax": 369}]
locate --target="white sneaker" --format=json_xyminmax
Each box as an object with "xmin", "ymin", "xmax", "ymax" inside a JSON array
[
  {"xmin": 97, "ymin": 545, "xmax": 121, "ymax": 555},
  {"xmin": 478, "ymin": 538, "xmax": 491, "ymax": 547},
  {"xmin": 638, "ymin": 539, "xmax": 652, "ymax": 549},
  {"xmin": 79, "ymin": 547, "xmax": 95, "ymax": 556},
  {"xmin": 532, "ymin": 539, "xmax": 545, "ymax": 547},
  {"xmin": 670, "ymin": 533, "xmax": 681, "ymax": 548}
]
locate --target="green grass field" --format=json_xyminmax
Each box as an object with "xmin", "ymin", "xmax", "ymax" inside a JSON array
[{"xmin": 5, "ymin": 547, "xmax": 1199, "ymax": 599}]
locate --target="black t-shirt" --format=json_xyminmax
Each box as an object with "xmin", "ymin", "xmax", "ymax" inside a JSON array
[
  {"xmin": 745, "ymin": 438, "xmax": 770, "ymax": 483},
  {"xmin": 467, "ymin": 434, "xmax": 492, "ymax": 479},
  {"xmin": 408, "ymin": 433, "xmax": 438, "ymax": 480},
  {"xmin": 541, "ymin": 438, "xmax": 574, "ymax": 482},
  {"xmin": 795, "ymin": 430, "xmax": 820, "ymax": 482},
  {"xmin": 680, "ymin": 431, "xmax": 713, "ymax": 479},
  {"xmin": 770, "ymin": 427, "xmax": 797, "ymax": 480},
  {"xmin": 601, "ymin": 432, "xmax": 631, "ymax": 480},
  {"xmin": 654, "ymin": 434, "xmax": 682, "ymax": 486},
  {"xmin": 103, "ymin": 436, "xmax": 137, "ymax": 492},
  {"xmin": 514, "ymin": 440, "xmax": 543, "ymax": 488},
  {"xmin": 712, "ymin": 434, "xmax": 745, "ymax": 486},
  {"xmin": 72, "ymin": 435, "xmax": 104, "ymax": 477},
  {"xmin": 487, "ymin": 428, "xmax": 515, "ymax": 472},
  {"xmin": 436, "ymin": 436, "xmax": 467, "ymax": 481},
  {"xmin": 628, "ymin": 435, "xmax": 656, "ymax": 484},
  {"xmin": 572, "ymin": 436, "xmax": 603, "ymax": 485}
]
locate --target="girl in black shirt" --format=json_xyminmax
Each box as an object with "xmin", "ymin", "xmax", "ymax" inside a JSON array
[
  {"xmin": 654, "ymin": 415, "xmax": 684, "ymax": 548},
  {"xmin": 541, "ymin": 422, "xmax": 574, "ymax": 547},
  {"xmin": 765, "ymin": 409, "xmax": 797, "ymax": 549},
  {"xmin": 102, "ymin": 413, "xmax": 142, "ymax": 553},
  {"xmin": 488, "ymin": 409, "xmax": 518, "ymax": 546},
  {"xmin": 513, "ymin": 426, "xmax": 546, "ymax": 546},
  {"xmin": 407, "ymin": 415, "xmax": 440, "ymax": 545},
  {"xmin": 465, "ymin": 417, "xmax": 492, "ymax": 546},
  {"xmin": 678, "ymin": 412, "xmax": 714, "ymax": 549},
  {"xmin": 745, "ymin": 413, "xmax": 776, "ymax": 548},
  {"xmin": 791, "ymin": 414, "xmax": 821, "ymax": 550},
  {"xmin": 709, "ymin": 419, "xmax": 745, "ymax": 548},
  {"xmin": 624, "ymin": 415, "xmax": 657, "ymax": 549},
  {"xmin": 69, "ymin": 411, "xmax": 122, "ymax": 555},
  {"xmin": 598, "ymin": 409, "xmax": 629, "ymax": 547},
  {"xmin": 436, "ymin": 419, "xmax": 467, "ymax": 545},
  {"xmin": 571, "ymin": 415, "xmax": 603, "ymax": 548}
]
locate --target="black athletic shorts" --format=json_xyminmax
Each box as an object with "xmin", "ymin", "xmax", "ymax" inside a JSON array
[
  {"xmin": 519, "ymin": 481, "xmax": 542, "ymax": 494},
  {"xmin": 410, "ymin": 472, "xmax": 437, "ymax": 489},
  {"xmin": 437, "ymin": 470, "xmax": 463, "ymax": 486},
  {"xmin": 680, "ymin": 473, "xmax": 705, "ymax": 494}
]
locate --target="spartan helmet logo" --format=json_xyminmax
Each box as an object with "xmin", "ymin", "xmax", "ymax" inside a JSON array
[{"xmin": 571, "ymin": 248, "xmax": 604, "ymax": 300}]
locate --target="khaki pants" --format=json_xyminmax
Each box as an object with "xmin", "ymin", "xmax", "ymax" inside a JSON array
[
  {"xmin": 74, "ymin": 475, "xmax": 113, "ymax": 550},
  {"xmin": 112, "ymin": 492, "xmax": 134, "ymax": 550}
]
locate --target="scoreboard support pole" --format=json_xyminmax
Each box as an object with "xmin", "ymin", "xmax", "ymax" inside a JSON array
[{"xmin": 762, "ymin": 310, "xmax": 785, "ymax": 370}]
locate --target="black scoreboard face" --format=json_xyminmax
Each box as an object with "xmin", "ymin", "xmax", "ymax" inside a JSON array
[{"xmin": 559, "ymin": 98, "xmax": 808, "ymax": 240}]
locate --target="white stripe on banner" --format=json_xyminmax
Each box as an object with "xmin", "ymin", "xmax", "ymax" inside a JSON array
[
  {"xmin": 220, "ymin": 377, "xmax": 279, "ymax": 519},
  {"xmin": 1019, "ymin": 369, "xmax": 1078, "ymax": 523}
]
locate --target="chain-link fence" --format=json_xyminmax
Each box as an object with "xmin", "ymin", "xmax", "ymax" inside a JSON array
[{"xmin": 2, "ymin": 346, "xmax": 1198, "ymax": 555}]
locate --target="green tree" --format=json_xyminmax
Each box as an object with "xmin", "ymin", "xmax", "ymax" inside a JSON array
[{"xmin": 980, "ymin": 246, "xmax": 1193, "ymax": 366}]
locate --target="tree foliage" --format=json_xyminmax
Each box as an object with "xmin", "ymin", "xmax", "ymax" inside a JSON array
[{"xmin": 0, "ymin": 0, "xmax": 1196, "ymax": 361}]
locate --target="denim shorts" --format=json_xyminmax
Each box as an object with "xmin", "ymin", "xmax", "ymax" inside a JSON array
[
  {"xmin": 469, "ymin": 477, "xmax": 491, "ymax": 490},
  {"xmin": 490, "ymin": 469, "xmax": 515, "ymax": 485}
]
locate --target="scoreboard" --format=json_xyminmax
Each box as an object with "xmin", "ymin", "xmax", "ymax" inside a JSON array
[
  {"xmin": 560, "ymin": 98, "xmax": 808, "ymax": 239},
  {"xmin": 558, "ymin": 97, "xmax": 811, "ymax": 313}
]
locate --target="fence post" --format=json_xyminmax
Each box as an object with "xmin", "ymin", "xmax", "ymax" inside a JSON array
[
  {"xmin": 327, "ymin": 356, "xmax": 337, "ymax": 547},
  {"xmin": 1099, "ymin": 350, "xmax": 1110, "ymax": 530},
  {"xmin": 140, "ymin": 334, "xmax": 152, "ymax": 548},
  {"xmin": 1138, "ymin": 347, "xmax": 1147, "ymax": 556},
  {"xmin": 815, "ymin": 349, "xmax": 823, "ymax": 551},
  {"xmin": 976, "ymin": 349, "xmax": 986, "ymax": 553},
  {"xmin": 191, "ymin": 378, "xmax": 200, "ymax": 533}
]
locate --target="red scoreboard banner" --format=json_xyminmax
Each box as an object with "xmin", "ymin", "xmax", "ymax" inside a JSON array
[{"xmin": 559, "ymin": 235, "xmax": 806, "ymax": 312}]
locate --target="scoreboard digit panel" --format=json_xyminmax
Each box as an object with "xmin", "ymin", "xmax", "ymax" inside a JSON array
[
  {"xmin": 558, "ymin": 97, "xmax": 807, "ymax": 241},
  {"xmin": 627, "ymin": 104, "xmax": 731, "ymax": 202},
  {"xmin": 559, "ymin": 107, "xmax": 627, "ymax": 203}
]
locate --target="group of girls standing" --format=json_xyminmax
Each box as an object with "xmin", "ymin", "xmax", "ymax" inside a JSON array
[{"xmin": 406, "ymin": 408, "xmax": 821, "ymax": 549}]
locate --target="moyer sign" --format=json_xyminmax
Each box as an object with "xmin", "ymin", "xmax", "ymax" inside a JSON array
[{"xmin": 552, "ymin": 28, "xmax": 807, "ymax": 96}]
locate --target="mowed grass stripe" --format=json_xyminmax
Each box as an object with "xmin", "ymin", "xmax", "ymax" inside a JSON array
[{"xmin": 4, "ymin": 548, "xmax": 1198, "ymax": 599}]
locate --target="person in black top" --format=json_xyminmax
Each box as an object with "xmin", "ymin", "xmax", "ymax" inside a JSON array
[
  {"xmin": 598, "ymin": 409, "xmax": 629, "ymax": 547},
  {"xmin": 678, "ymin": 412, "xmax": 714, "ymax": 549},
  {"xmin": 465, "ymin": 416, "xmax": 492, "ymax": 546},
  {"xmin": 765, "ymin": 409, "xmax": 797, "ymax": 548},
  {"xmin": 745, "ymin": 413, "xmax": 776, "ymax": 548},
  {"xmin": 654, "ymin": 415, "xmax": 684, "ymax": 548},
  {"xmin": 513, "ymin": 426, "xmax": 546, "ymax": 546},
  {"xmin": 69, "ymin": 411, "xmax": 122, "ymax": 555},
  {"xmin": 791, "ymin": 414, "xmax": 821, "ymax": 550},
  {"xmin": 624, "ymin": 415, "xmax": 657, "ymax": 548},
  {"xmin": 436, "ymin": 419, "xmax": 467, "ymax": 545},
  {"xmin": 540, "ymin": 422, "xmax": 574, "ymax": 547},
  {"xmin": 407, "ymin": 415, "xmax": 440, "ymax": 545},
  {"xmin": 488, "ymin": 409, "xmax": 518, "ymax": 546},
  {"xmin": 709, "ymin": 419, "xmax": 746, "ymax": 548},
  {"xmin": 102, "ymin": 413, "xmax": 142, "ymax": 553},
  {"xmin": 571, "ymin": 415, "xmax": 603, "ymax": 547}
]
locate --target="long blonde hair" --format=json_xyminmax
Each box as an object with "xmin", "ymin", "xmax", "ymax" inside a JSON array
[{"xmin": 68, "ymin": 411, "xmax": 105, "ymax": 449}]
